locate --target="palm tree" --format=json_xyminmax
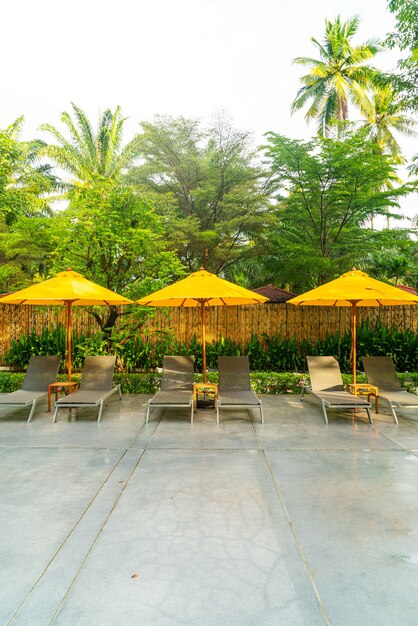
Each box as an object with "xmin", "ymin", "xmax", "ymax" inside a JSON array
[
  {"xmin": 291, "ymin": 15, "xmax": 382, "ymax": 135},
  {"xmin": 361, "ymin": 84, "xmax": 417, "ymax": 160},
  {"xmin": 39, "ymin": 103, "xmax": 140, "ymax": 189},
  {"xmin": 0, "ymin": 117, "xmax": 58, "ymax": 222}
]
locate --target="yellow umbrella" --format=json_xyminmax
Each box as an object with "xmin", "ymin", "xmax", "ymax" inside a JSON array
[
  {"xmin": 1, "ymin": 269, "xmax": 133, "ymax": 380},
  {"xmin": 287, "ymin": 268, "xmax": 418, "ymax": 385},
  {"xmin": 137, "ymin": 269, "xmax": 268, "ymax": 382}
]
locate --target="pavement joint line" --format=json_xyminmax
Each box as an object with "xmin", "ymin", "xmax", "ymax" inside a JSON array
[
  {"xmin": 376, "ymin": 428, "xmax": 415, "ymax": 451},
  {"xmin": 261, "ymin": 449, "xmax": 331, "ymax": 626},
  {"xmin": 49, "ymin": 438, "xmax": 154, "ymax": 624},
  {"xmin": 7, "ymin": 446, "xmax": 132, "ymax": 625},
  {"xmin": 122, "ymin": 445, "xmax": 410, "ymax": 452},
  {"xmin": 124, "ymin": 411, "xmax": 151, "ymax": 448}
]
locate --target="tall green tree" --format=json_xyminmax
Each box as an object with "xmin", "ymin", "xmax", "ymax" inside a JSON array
[
  {"xmin": 39, "ymin": 103, "xmax": 140, "ymax": 192},
  {"xmin": 386, "ymin": 0, "xmax": 418, "ymax": 111},
  {"xmin": 0, "ymin": 216, "xmax": 55, "ymax": 292},
  {"xmin": 0, "ymin": 117, "xmax": 58, "ymax": 290},
  {"xmin": 292, "ymin": 15, "xmax": 382, "ymax": 135},
  {"xmin": 0, "ymin": 117, "xmax": 56, "ymax": 225},
  {"xmin": 126, "ymin": 115, "xmax": 269, "ymax": 274},
  {"xmin": 51, "ymin": 181, "xmax": 183, "ymax": 338},
  {"xmin": 361, "ymin": 84, "xmax": 416, "ymax": 159},
  {"xmin": 365, "ymin": 228, "xmax": 418, "ymax": 288},
  {"xmin": 262, "ymin": 129, "xmax": 409, "ymax": 289}
]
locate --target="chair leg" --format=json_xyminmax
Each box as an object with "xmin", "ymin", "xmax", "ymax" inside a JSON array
[
  {"xmin": 300, "ymin": 387, "xmax": 305, "ymax": 402},
  {"xmin": 27, "ymin": 400, "xmax": 37, "ymax": 423},
  {"xmin": 146, "ymin": 402, "xmax": 150, "ymax": 424},
  {"xmin": 366, "ymin": 407, "xmax": 373, "ymax": 424},
  {"xmin": 260, "ymin": 404, "xmax": 264, "ymax": 424},
  {"xmin": 191, "ymin": 401, "xmax": 194, "ymax": 424},
  {"xmin": 216, "ymin": 402, "xmax": 220, "ymax": 424},
  {"xmin": 390, "ymin": 403, "xmax": 399, "ymax": 425},
  {"xmin": 97, "ymin": 400, "xmax": 104, "ymax": 423},
  {"xmin": 118, "ymin": 385, "xmax": 122, "ymax": 400},
  {"xmin": 321, "ymin": 401, "xmax": 329, "ymax": 424},
  {"xmin": 53, "ymin": 406, "xmax": 59, "ymax": 423}
]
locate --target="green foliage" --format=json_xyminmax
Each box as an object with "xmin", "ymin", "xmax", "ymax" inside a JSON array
[
  {"xmin": 0, "ymin": 117, "xmax": 57, "ymax": 225},
  {"xmin": 4, "ymin": 320, "xmax": 418, "ymax": 375},
  {"xmin": 49, "ymin": 180, "xmax": 184, "ymax": 337},
  {"xmin": 0, "ymin": 118, "xmax": 58, "ymax": 290},
  {"xmin": 360, "ymin": 84, "xmax": 417, "ymax": 159},
  {"xmin": 126, "ymin": 114, "xmax": 268, "ymax": 273},
  {"xmin": 386, "ymin": 0, "xmax": 418, "ymax": 111},
  {"xmin": 292, "ymin": 15, "xmax": 382, "ymax": 135},
  {"xmin": 3, "ymin": 326, "xmax": 101, "ymax": 372},
  {"xmin": 39, "ymin": 103, "xmax": 141, "ymax": 189},
  {"xmin": 1, "ymin": 369, "xmax": 417, "ymax": 396},
  {"xmin": 0, "ymin": 215, "xmax": 56, "ymax": 292},
  {"xmin": 262, "ymin": 129, "xmax": 410, "ymax": 290}
]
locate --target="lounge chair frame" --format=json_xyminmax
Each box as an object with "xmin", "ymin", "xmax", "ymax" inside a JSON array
[
  {"xmin": 302, "ymin": 356, "xmax": 372, "ymax": 424},
  {"xmin": 362, "ymin": 356, "xmax": 418, "ymax": 424},
  {"xmin": 53, "ymin": 356, "xmax": 121, "ymax": 423},
  {"xmin": 146, "ymin": 356, "xmax": 194, "ymax": 423},
  {"xmin": 0, "ymin": 356, "xmax": 60, "ymax": 423},
  {"xmin": 216, "ymin": 356, "xmax": 264, "ymax": 424}
]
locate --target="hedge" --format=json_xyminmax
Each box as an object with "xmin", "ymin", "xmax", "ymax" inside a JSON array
[
  {"xmin": 4, "ymin": 319, "xmax": 418, "ymax": 374},
  {"xmin": 1, "ymin": 371, "xmax": 417, "ymax": 395}
]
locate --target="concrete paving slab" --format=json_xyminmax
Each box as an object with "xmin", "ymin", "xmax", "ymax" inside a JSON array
[
  {"xmin": 10, "ymin": 449, "xmax": 144, "ymax": 626},
  {"xmin": 265, "ymin": 449, "xmax": 418, "ymax": 626},
  {"xmin": 145, "ymin": 413, "xmax": 260, "ymax": 450},
  {"xmin": 53, "ymin": 449, "xmax": 325, "ymax": 626},
  {"xmin": 2, "ymin": 393, "xmax": 418, "ymax": 625},
  {"xmin": 372, "ymin": 415, "xmax": 418, "ymax": 451},
  {"xmin": 0, "ymin": 396, "xmax": 146, "ymax": 449},
  {"xmin": 0, "ymin": 446, "xmax": 125, "ymax": 624}
]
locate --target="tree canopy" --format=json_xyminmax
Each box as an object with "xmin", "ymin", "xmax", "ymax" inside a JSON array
[
  {"xmin": 39, "ymin": 103, "xmax": 141, "ymax": 192},
  {"xmin": 127, "ymin": 115, "xmax": 269, "ymax": 273},
  {"xmin": 386, "ymin": 0, "xmax": 418, "ymax": 111},
  {"xmin": 291, "ymin": 16, "xmax": 382, "ymax": 135},
  {"xmin": 262, "ymin": 128, "xmax": 410, "ymax": 288}
]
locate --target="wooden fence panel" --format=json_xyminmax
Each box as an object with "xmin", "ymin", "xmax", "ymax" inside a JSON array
[{"xmin": 0, "ymin": 303, "xmax": 416, "ymax": 364}]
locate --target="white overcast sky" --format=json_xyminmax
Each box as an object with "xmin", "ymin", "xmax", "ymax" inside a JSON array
[{"xmin": 2, "ymin": 0, "xmax": 417, "ymax": 222}]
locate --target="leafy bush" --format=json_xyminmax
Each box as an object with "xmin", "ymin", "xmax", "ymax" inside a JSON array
[
  {"xmin": 1, "ymin": 370, "xmax": 417, "ymax": 396},
  {"xmin": 3, "ymin": 318, "xmax": 418, "ymax": 374}
]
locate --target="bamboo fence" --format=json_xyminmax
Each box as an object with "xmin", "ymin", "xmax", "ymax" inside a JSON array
[{"xmin": 0, "ymin": 303, "xmax": 416, "ymax": 364}]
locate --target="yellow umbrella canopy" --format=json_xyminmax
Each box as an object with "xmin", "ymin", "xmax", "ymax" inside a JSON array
[
  {"xmin": 137, "ymin": 269, "xmax": 268, "ymax": 381},
  {"xmin": 287, "ymin": 268, "xmax": 418, "ymax": 384},
  {"xmin": 1, "ymin": 270, "xmax": 133, "ymax": 380}
]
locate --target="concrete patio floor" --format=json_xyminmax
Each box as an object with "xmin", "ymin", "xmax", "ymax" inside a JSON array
[{"xmin": 1, "ymin": 394, "xmax": 418, "ymax": 626}]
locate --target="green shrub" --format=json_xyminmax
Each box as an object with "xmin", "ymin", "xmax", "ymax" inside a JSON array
[
  {"xmin": 1, "ymin": 370, "xmax": 417, "ymax": 395},
  {"xmin": 3, "ymin": 318, "xmax": 418, "ymax": 374}
]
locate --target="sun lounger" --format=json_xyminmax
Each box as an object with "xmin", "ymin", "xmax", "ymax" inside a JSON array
[
  {"xmin": 53, "ymin": 356, "xmax": 121, "ymax": 423},
  {"xmin": 362, "ymin": 356, "xmax": 418, "ymax": 424},
  {"xmin": 0, "ymin": 355, "xmax": 60, "ymax": 422},
  {"xmin": 301, "ymin": 356, "xmax": 372, "ymax": 424},
  {"xmin": 146, "ymin": 356, "xmax": 194, "ymax": 423},
  {"xmin": 216, "ymin": 356, "xmax": 263, "ymax": 424}
]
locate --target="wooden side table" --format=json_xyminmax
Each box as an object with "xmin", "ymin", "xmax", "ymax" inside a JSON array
[
  {"xmin": 347, "ymin": 383, "xmax": 379, "ymax": 413},
  {"xmin": 48, "ymin": 381, "xmax": 79, "ymax": 412},
  {"xmin": 193, "ymin": 383, "xmax": 218, "ymax": 410}
]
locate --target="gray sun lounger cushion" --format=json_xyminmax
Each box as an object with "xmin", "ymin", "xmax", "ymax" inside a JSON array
[
  {"xmin": 217, "ymin": 356, "xmax": 263, "ymax": 424},
  {"xmin": 362, "ymin": 356, "xmax": 418, "ymax": 424},
  {"xmin": 53, "ymin": 356, "xmax": 121, "ymax": 423},
  {"xmin": 146, "ymin": 356, "xmax": 194, "ymax": 423},
  {"xmin": 0, "ymin": 355, "xmax": 60, "ymax": 422},
  {"xmin": 302, "ymin": 356, "xmax": 372, "ymax": 424}
]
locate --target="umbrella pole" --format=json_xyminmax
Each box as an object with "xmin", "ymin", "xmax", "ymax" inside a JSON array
[
  {"xmin": 66, "ymin": 301, "xmax": 72, "ymax": 382},
  {"xmin": 352, "ymin": 302, "xmax": 357, "ymax": 386},
  {"xmin": 201, "ymin": 301, "xmax": 207, "ymax": 383}
]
